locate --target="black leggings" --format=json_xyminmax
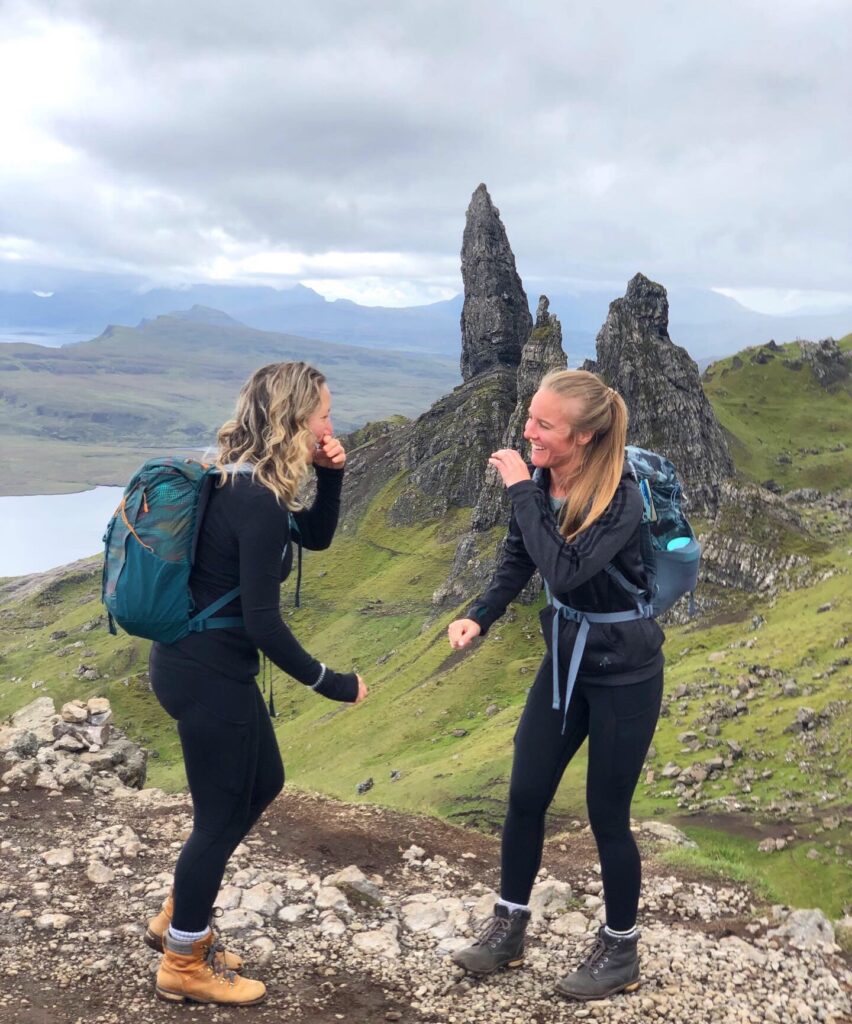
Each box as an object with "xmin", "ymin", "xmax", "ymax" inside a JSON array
[
  {"xmin": 150, "ymin": 646, "xmax": 285, "ymax": 932},
  {"xmin": 502, "ymin": 660, "xmax": 663, "ymax": 931}
]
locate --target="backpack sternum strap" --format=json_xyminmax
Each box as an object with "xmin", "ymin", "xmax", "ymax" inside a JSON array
[{"xmin": 187, "ymin": 585, "xmax": 244, "ymax": 633}]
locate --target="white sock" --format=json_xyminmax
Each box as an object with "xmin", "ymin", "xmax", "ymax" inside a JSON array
[
  {"xmin": 604, "ymin": 924, "xmax": 638, "ymax": 939},
  {"xmin": 497, "ymin": 899, "xmax": 530, "ymax": 914},
  {"xmin": 168, "ymin": 925, "xmax": 210, "ymax": 943}
]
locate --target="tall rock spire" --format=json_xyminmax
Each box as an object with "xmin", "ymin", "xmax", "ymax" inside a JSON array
[
  {"xmin": 459, "ymin": 184, "xmax": 532, "ymax": 382},
  {"xmin": 470, "ymin": 295, "xmax": 567, "ymax": 532},
  {"xmin": 588, "ymin": 273, "xmax": 734, "ymax": 514}
]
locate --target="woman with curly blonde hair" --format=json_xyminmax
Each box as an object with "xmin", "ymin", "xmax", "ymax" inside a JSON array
[{"xmin": 147, "ymin": 361, "xmax": 367, "ymax": 1006}]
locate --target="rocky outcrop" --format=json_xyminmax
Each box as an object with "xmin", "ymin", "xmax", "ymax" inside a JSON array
[
  {"xmin": 471, "ymin": 296, "xmax": 567, "ymax": 532},
  {"xmin": 584, "ymin": 273, "xmax": 734, "ymax": 515},
  {"xmin": 459, "ymin": 184, "xmax": 532, "ymax": 382},
  {"xmin": 699, "ymin": 481, "xmax": 816, "ymax": 592},
  {"xmin": 0, "ymin": 695, "xmax": 147, "ymax": 792},
  {"xmin": 798, "ymin": 338, "xmax": 850, "ymax": 389},
  {"xmin": 434, "ymin": 296, "xmax": 568, "ymax": 606},
  {"xmin": 338, "ymin": 185, "xmax": 529, "ymax": 530}
]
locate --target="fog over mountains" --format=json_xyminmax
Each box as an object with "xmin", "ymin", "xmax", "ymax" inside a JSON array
[{"xmin": 2, "ymin": 274, "xmax": 850, "ymax": 364}]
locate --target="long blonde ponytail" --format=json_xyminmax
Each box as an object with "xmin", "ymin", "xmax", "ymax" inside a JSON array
[{"xmin": 538, "ymin": 369, "xmax": 628, "ymax": 542}]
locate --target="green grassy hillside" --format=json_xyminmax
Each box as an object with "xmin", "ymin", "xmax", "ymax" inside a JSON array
[
  {"xmin": 702, "ymin": 335, "xmax": 851, "ymax": 491},
  {"xmin": 0, "ymin": 317, "xmax": 458, "ymax": 494},
  {"xmin": 1, "ymin": 468, "xmax": 849, "ymax": 915}
]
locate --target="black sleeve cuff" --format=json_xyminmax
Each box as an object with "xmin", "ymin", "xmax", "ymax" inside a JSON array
[{"xmin": 465, "ymin": 601, "xmax": 501, "ymax": 637}]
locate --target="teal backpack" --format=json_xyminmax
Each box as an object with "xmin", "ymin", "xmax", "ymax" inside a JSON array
[
  {"xmin": 102, "ymin": 457, "xmax": 300, "ymax": 644},
  {"xmin": 535, "ymin": 445, "xmax": 701, "ymax": 732}
]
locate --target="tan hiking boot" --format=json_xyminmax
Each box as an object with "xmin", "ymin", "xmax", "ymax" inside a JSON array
[
  {"xmin": 144, "ymin": 893, "xmax": 244, "ymax": 972},
  {"xmin": 155, "ymin": 931, "xmax": 266, "ymax": 1006}
]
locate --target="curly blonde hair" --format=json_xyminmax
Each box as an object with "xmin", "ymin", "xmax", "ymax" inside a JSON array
[
  {"xmin": 215, "ymin": 361, "xmax": 327, "ymax": 508},
  {"xmin": 538, "ymin": 369, "xmax": 629, "ymax": 542}
]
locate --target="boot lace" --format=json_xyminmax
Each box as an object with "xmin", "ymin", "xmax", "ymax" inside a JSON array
[
  {"xmin": 474, "ymin": 914, "xmax": 511, "ymax": 949},
  {"xmin": 205, "ymin": 936, "xmax": 236, "ymax": 985},
  {"xmin": 580, "ymin": 934, "xmax": 610, "ymax": 976}
]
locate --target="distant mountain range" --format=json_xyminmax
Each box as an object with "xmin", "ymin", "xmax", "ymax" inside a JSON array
[{"xmin": 1, "ymin": 273, "xmax": 851, "ymax": 363}]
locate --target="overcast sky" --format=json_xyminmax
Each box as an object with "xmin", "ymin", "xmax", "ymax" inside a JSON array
[{"xmin": 1, "ymin": 0, "xmax": 850, "ymax": 311}]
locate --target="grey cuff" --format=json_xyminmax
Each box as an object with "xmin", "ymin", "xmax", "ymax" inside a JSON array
[{"xmin": 311, "ymin": 663, "xmax": 327, "ymax": 690}]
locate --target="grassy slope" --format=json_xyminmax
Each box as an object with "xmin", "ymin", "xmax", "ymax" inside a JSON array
[
  {"xmin": 1, "ymin": 335, "xmax": 850, "ymax": 915},
  {"xmin": 702, "ymin": 335, "xmax": 852, "ymax": 491},
  {"xmin": 0, "ymin": 318, "xmax": 458, "ymax": 494},
  {"xmin": 1, "ymin": 473, "xmax": 849, "ymax": 914}
]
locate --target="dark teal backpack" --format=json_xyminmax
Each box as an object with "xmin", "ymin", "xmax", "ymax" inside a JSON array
[{"xmin": 102, "ymin": 457, "xmax": 299, "ymax": 644}]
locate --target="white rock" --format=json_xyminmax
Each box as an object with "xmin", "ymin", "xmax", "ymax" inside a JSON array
[
  {"xmin": 470, "ymin": 891, "xmax": 499, "ymax": 923},
  {"xmin": 35, "ymin": 913, "xmax": 72, "ymax": 930},
  {"xmin": 436, "ymin": 935, "xmax": 471, "ymax": 956},
  {"xmin": 638, "ymin": 820, "xmax": 698, "ymax": 848},
  {"xmin": 241, "ymin": 882, "xmax": 284, "ymax": 917},
  {"xmin": 61, "ymin": 701, "xmax": 89, "ymax": 724},
  {"xmin": 323, "ymin": 864, "xmax": 383, "ymax": 905},
  {"xmin": 214, "ymin": 908, "xmax": 264, "ymax": 933},
  {"xmin": 529, "ymin": 879, "xmax": 573, "ymax": 920},
  {"xmin": 86, "ymin": 860, "xmax": 115, "ymax": 885},
  {"xmin": 719, "ymin": 935, "xmax": 768, "ymax": 966},
  {"xmin": 403, "ymin": 903, "xmax": 448, "ymax": 933},
  {"xmin": 320, "ymin": 914, "xmax": 346, "ymax": 937},
  {"xmin": 551, "ymin": 911, "xmax": 589, "ymax": 936},
  {"xmin": 42, "ymin": 847, "xmax": 75, "ymax": 867},
  {"xmin": 767, "ymin": 908, "xmax": 835, "ymax": 950},
  {"xmin": 352, "ymin": 926, "xmax": 401, "ymax": 959},
  {"xmin": 11, "ymin": 697, "xmax": 56, "ymax": 730},
  {"xmin": 402, "ymin": 844, "xmax": 426, "ymax": 862},
  {"xmin": 315, "ymin": 886, "xmax": 350, "ymax": 915},
  {"xmin": 248, "ymin": 936, "xmax": 275, "ymax": 966},
  {"xmin": 278, "ymin": 903, "xmax": 311, "ymax": 923},
  {"xmin": 86, "ymin": 697, "xmax": 111, "ymax": 715},
  {"xmin": 215, "ymin": 885, "xmax": 243, "ymax": 911}
]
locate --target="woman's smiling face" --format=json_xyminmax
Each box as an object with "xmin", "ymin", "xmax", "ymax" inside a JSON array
[{"xmin": 523, "ymin": 388, "xmax": 591, "ymax": 476}]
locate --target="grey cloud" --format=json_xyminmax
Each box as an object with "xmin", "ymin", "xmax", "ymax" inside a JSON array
[{"xmin": 1, "ymin": 0, "xmax": 850, "ymax": 292}]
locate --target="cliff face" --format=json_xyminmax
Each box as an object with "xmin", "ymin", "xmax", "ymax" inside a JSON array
[{"xmin": 585, "ymin": 273, "xmax": 734, "ymax": 515}]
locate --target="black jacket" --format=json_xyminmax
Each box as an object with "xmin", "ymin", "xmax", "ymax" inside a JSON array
[{"xmin": 467, "ymin": 460, "xmax": 664, "ymax": 686}]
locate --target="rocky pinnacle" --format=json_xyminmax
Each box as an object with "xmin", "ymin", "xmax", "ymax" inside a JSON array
[
  {"xmin": 470, "ymin": 295, "xmax": 567, "ymax": 532},
  {"xmin": 588, "ymin": 273, "xmax": 734, "ymax": 515},
  {"xmin": 459, "ymin": 184, "xmax": 532, "ymax": 382}
]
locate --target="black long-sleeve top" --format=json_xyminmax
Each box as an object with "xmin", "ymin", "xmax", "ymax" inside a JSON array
[
  {"xmin": 467, "ymin": 461, "xmax": 664, "ymax": 686},
  {"xmin": 155, "ymin": 464, "xmax": 357, "ymax": 702}
]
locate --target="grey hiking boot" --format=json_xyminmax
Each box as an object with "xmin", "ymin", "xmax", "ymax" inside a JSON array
[
  {"xmin": 555, "ymin": 925, "xmax": 641, "ymax": 1000},
  {"xmin": 452, "ymin": 903, "xmax": 531, "ymax": 976}
]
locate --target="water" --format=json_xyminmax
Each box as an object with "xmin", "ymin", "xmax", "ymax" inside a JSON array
[
  {"xmin": 0, "ymin": 486, "xmax": 125, "ymax": 577},
  {"xmin": 0, "ymin": 331, "xmax": 92, "ymax": 347}
]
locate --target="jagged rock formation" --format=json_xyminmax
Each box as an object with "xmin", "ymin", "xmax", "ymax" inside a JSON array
[
  {"xmin": 584, "ymin": 273, "xmax": 734, "ymax": 515},
  {"xmin": 798, "ymin": 338, "xmax": 851, "ymax": 389},
  {"xmin": 459, "ymin": 184, "xmax": 532, "ymax": 382},
  {"xmin": 0, "ymin": 695, "xmax": 148, "ymax": 792},
  {"xmin": 338, "ymin": 185, "xmax": 530, "ymax": 529},
  {"xmin": 699, "ymin": 482, "xmax": 816, "ymax": 593},
  {"xmin": 433, "ymin": 297, "xmax": 568, "ymax": 606},
  {"xmin": 470, "ymin": 296, "xmax": 568, "ymax": 532}
]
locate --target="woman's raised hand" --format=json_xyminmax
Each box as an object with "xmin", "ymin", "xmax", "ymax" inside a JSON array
[
  {"xmin": 447, "ymin": 618, "xmax": 482, "ymax": 650},
  {"xmin": 352, "ymin": 673, "xmax": 368, "ymax": 704},
  {"xmin": 487, "ymin": 449, "xmax": 530, "ymax": 488},
  {"xmin": 313, "ymin": 433, "xmax": 347, "ymax": 469}
]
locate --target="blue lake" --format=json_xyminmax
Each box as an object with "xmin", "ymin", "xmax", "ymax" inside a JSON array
[{"xmin": 0, "ymin": 486, "xmax": 125, "ymax": 577}]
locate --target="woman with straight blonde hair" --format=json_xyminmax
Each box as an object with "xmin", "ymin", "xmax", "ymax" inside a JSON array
[
  {"xmin": 147, "ymin": 361, "xmax": 367, "ymax": 1006},
  {"xmin": 448, "ymin": 369, "xmax": 664, "ymax": 1001}
]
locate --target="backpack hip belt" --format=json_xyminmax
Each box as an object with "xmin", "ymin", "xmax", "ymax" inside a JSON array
[{"xmin": 544, "ymin": 581, "xmax": 653, "ymax": 735}]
